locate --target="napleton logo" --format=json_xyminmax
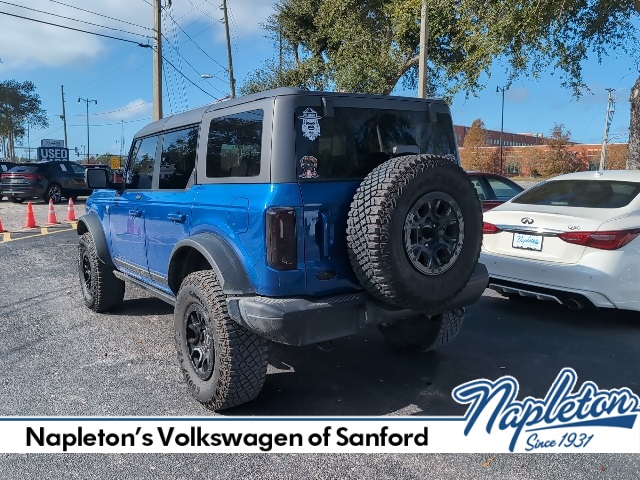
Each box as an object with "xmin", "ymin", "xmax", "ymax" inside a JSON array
[{"xmin": 452, "ymin": 368, "xmax": 640, "ymax": 452}]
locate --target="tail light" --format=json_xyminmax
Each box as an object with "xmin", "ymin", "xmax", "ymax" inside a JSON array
[
  {"xmin": 2, "ymin": 173, "xmax": 44, "ymax": 180},
  {"xmin": 266, "ymin": 207, "xmax": 297, "ymax": 270},
  {"xmin": 558, "ymin": 229, "xmax": 640, "ymax": 250},
  {"xmin": 483, "ymin": 222, "xmax": 501, "ymax": 234}
]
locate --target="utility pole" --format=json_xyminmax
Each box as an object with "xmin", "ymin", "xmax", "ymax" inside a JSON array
[
  {"xmin": 60, "ymin": 85, "xmax": 68, "ymax": 148},
  {"xmin": 221, "ymin": 0, "xmax": 236, "ymax": 98},
  {"xmin": 120, "ymin": 119, "xmax": 126, "ymax": 160},
  {"xmin": 278, "ymin": 26, "xmax": 283, "ymax": 86},
  {"xmin": 153, "ymin": 0, "xmax": 163, "ymax": 120},
  {"xmin": 599, "ymin": 88, "xmax": 616, "ymax": 171},
  {"xmin": 497, "ymin": 85, "xmax": 509, "ymax": 175},
  {"xmin": 78, "ymin": 97, "xmax": 98, "ymax": 162},
  {"xmin": 417, "ymin": 0, "xmax": 429, "ymax": 98}
]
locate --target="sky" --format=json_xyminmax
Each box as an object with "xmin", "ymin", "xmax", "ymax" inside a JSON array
[{"xmin": 0, "ymin": 0, "xmax": 636, "ymax": 161}]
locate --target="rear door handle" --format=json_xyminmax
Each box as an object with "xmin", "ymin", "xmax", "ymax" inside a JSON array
[
  {"xmin": 167, "ymin": 213, "xmax": 186, "ymax": 223},
  {"xmin": 128, "ymin": 209, "xmax": 142, "ymax": 217}
]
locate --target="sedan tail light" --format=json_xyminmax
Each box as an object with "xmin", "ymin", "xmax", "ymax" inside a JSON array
[
  {"xmin": 558, "ymin": 229, "xmax": 640, "ymax": 250},
  {"xmin": 483, "ymin": 222, "xmax": 501, "ymax": 234}
]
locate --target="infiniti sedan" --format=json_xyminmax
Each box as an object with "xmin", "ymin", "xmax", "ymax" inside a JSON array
[{"xmin": 481, "ymin": 170, "xmax": 640, "ymax": 311}]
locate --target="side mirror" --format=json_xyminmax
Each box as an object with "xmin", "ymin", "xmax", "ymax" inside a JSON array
[{"xmin": 85, "ymin": 168, "xmax": 108, "ymax": 189}]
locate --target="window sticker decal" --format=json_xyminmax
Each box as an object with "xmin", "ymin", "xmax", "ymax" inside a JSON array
[
  {"xmin": 299, "ymin": 156, "xmax": 319, "ymax": 179},
  {"xmin": 298, "ymin": 108, "xmax": 322, "ymax": 141}
]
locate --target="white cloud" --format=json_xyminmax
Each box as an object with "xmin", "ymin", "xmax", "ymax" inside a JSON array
[
  {"xmin": 506, "ymin": 87, "xmax": 529, "ymax": 103},
  {"xmin": 0, "ymin": 0, "xmax": 274, "ymax": 71},
  {"xmin": 97, "ymin": 99, "xmax": 152, "ymax": 120}
]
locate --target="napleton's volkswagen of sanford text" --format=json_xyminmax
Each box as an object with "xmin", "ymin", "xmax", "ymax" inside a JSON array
[{"xmin": 76, "ymin": 88, "xmax": 488, "ymax": 410}]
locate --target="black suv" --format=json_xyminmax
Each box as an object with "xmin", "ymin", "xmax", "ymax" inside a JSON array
[
  {"xmin": 0, "ymin": 160, "xmax": 91, "ymax": 203},
  {"xmin": 0, "ymin": 161, "xmax": 16, "ymax": 201},
  {"xmin": 79, "ymin": 88, "xmax": 488, "ymax": 410}
]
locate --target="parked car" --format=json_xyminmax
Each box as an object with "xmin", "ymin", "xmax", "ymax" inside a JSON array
[
  {"xmin": 0, "ymin": 161, "xmax": 91, "ymax": 203},
  {"xmin": 467, "ymin": 171, "xmax": 524, "ymax": 211},
  {"xmin": 0, "ymin": 161, "xmax": 16, "ymax": 201},
  {"xmin": 481, "ymin": 170, "xmax": 640, "ymax": 311},
  {"xmin": 77, "ymin": 87, "xmax": 488, "ymax": 410}
]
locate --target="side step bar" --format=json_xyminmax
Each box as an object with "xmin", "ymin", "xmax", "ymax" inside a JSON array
[{"xmin": 113, "ymin": 270, "xmax": 176, "ymax": 306}]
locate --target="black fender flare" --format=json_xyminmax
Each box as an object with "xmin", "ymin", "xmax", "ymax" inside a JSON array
[
  {"xmin": 167, "ymin": 233, "xmax": 255, "ymax": 296},
  {"xmin": 76, "ymin": 212, "xmax": 114, "ymax": 267}
]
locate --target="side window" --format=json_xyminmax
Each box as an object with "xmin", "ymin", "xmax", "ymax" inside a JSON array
[
  {"xmin": 487, "ymin": 177, "xmax": 522, "ymax": 200},
  {"xmin": 70, "ymin": 164, "xmax": 86, "ymax": 175},
  {"xmin": 206, "ymin": 109, "xmax": 263, "ymax": 178},
  {"xmin": 160, "ymin": 126, "xmax": 199, "ymax": 189},
  {"xmin": 470, "ymin": 177, "xmax": 488, "ymax": 200},
  {"xmin": 126, "ymin": 136, "xmax": 158, "ymax": 189}
]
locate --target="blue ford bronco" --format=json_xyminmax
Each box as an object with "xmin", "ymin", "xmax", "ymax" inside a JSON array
[{"xmin": 78, "ymin": 88, "xmax": 488, "ymax": 410}]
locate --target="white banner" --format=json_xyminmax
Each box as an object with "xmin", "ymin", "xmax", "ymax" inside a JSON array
[{"xmin": 0, "ymin": 368, "xmax": 638, "ymax": 453}]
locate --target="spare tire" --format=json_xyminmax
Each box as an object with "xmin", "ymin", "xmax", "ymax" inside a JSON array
[{"xmin": 346, "ymin": 154, "xmax": 482, "ymax": 311}]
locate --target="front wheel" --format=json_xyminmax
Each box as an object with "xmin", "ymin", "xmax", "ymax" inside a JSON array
[
  {"xmin": 78, "ymin": 233, "xmax": 125, "ymax": 312},
  {"xmin": 378, "ymin": 308, "xmax": 465, "ymax": 352},
  {"xmin": 174, "ymin": 271, "xmax": 269, "ymax": 411}
]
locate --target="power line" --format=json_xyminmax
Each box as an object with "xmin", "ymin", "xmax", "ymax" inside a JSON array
[
  {"xmin": 160, "ymin": 33, "xmax": 226, "ymax": 96},
  {"xmin": 46, "ymin": 0, "xmax": 150, "ymax": 31},
  {"xmin": 0, "ymin": 11, "xmax": 152, "ymax": 46},
  {"xmin": 69, "ymin": 118, "xmax": 150, "ymax": 127},
  {"xmin": 158, "ymin": 49, "xmax": 217, "ymax": 99},
  {"xmin": 175, "ymin": 0, "xmax": 209, "ymax": 23},
  {"xmin": 163, "ymin": 8, "xmax": 228, "ymax": 72},
  {"xmin": 64, "ymin": 101, "xmax": 153, "ymax": 117},
  {"xmin": 0, "ymin": 1, "xmax": 148, "ymax": 38}
]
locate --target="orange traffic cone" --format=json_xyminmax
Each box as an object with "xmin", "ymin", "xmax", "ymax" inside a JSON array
[
  {"xmin": 47, "ymin": 198, "xmax": 60, "ymax": 224},
  {"xmin": 66, "ymin": 198, "xmax": 77, "ymax": 222},
  {"xmin": 0, "ymin": 217, "xmax": 4, "ymax": 233},
  {"xmin": 23, "ymin": 201, "xmax": 37, "ymax": 228}
]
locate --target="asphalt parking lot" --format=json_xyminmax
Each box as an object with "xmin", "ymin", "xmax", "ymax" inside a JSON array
[{"xmin": 0, "ymin": 199, "xmax": 639, "ymax": 478}]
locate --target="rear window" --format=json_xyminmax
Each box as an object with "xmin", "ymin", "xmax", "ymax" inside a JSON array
[
  {"xmin": 7, "ymin": 165, "xmax": 38, "ymax": 173},
  {"xmin": 295, "ymin": 106, "xmax": 457, "ymax": 181},
  {"xmin": 512, "ymin": 180, "xmax": 640, "ymax": 208}
]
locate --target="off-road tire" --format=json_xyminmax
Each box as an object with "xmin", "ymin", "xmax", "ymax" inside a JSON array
[
  {"xmin": 174, "ymin": 271, "xmax": 269, "ymax": 411},
  {"xmin": 347, "ymin": 155, "xmax": 482, "ymax": 311},
  {"xmin": 78, "ymin": 233, "xmax": 125, "ymax": 312},
  {"xmin": 378, "ymin": 308, "xmax": 465, "ymax": 352},
  {"xmin": 8, "ymin": 196, "xmax": 24, "ymax": 203}
]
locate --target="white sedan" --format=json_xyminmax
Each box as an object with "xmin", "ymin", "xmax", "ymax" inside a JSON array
[{"xmin": 480, "ymin": 170, "xmax": 640, "ymax": 311}]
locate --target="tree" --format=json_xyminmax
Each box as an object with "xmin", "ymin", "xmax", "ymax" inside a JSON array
[
  {"xmin": 242, "ymin": 1, "xmax": 640, "ymax": 164},
  {"xmin": 537, "ymin": 124, "xmax": 581, "ymax": 177},
  {"xmin": 0, "ymin": 80, "xmax": 48, "ymax": 160},
  {"xmin": 605, "ymin": 143, "xmax": 629, "ymax": 170},
  {"xmin": 629, "ymin": 77, "xmax": 640, "ymax": 169},
  {"xmin": 461, "ymin": 119, "xmax": 490, "ymax": 171}
]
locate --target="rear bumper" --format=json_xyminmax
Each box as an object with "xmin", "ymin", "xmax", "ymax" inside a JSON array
[
  {"xmin": 226, "ymin": 263, "xmax": 489, "ymax": 346},
  {"xmin": 1, "ymin": 185, "xmax": 44, "ymax": 197},
  {"xmin": 480, "ymin": 250, "xmax": 640, "ymax": 310}
]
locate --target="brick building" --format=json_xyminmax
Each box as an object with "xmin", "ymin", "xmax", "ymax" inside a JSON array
[{"xmin": 454, "ymin": 125, "xmax": 549, "ymax": 148}]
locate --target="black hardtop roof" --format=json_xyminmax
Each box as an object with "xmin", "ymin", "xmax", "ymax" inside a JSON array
[{"xmin": 133, "ymin": 87, "xmax": 448, "ymax": 139}]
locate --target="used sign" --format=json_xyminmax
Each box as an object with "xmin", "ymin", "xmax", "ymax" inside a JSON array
[{"xmin": 37, "ymin": 147, "xmax": 70, "ymax": 161}]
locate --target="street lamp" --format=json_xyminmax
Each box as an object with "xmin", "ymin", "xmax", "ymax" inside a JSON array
[
  {"xmin": 78, "ymin": 97, "xmax": 97, "ymax": 162},
  {"xmin": 496, "ymin": 85, "xmax": 509, "ymax": 175}
]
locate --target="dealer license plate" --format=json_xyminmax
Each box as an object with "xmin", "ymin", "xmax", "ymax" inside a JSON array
[{"xmin": 512, "ymin": 233, "xmax": 543, "ymax": 251}]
